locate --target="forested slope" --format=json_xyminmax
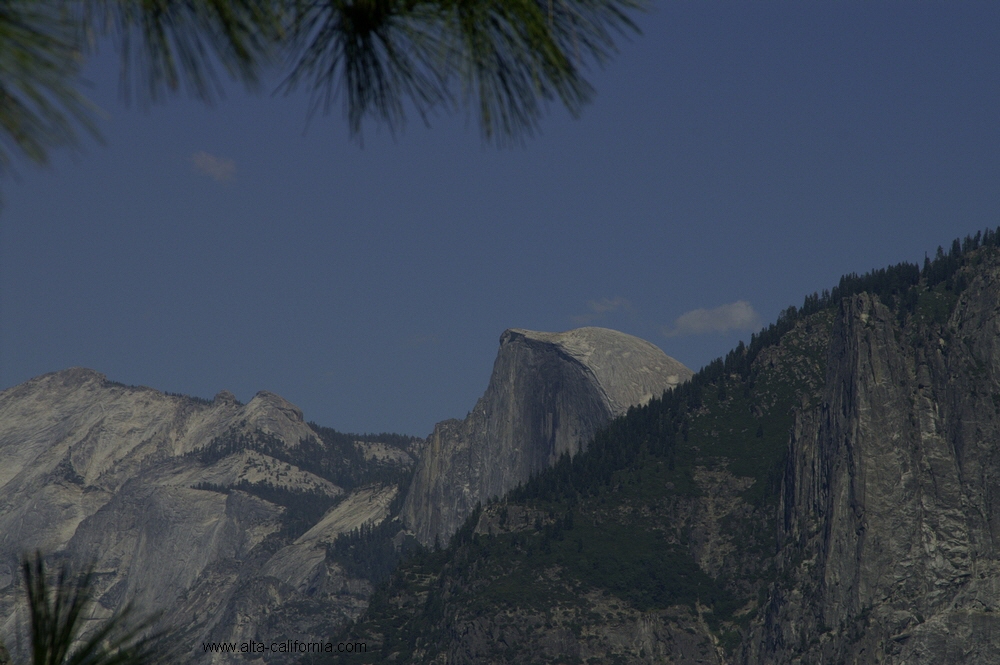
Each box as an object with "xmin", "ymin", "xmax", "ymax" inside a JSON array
[{"xmin": 324, "ymin": 230, "xmax": 1000, "ymax": 664}]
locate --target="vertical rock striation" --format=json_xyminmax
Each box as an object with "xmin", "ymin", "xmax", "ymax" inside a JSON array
[
  {"xmin": 750, "ymin": 258, "xmax": 1000, "ymax": 664},
  {"xmin": 402, "ymin": 327, "xmax": 692, "ymax": 546}
]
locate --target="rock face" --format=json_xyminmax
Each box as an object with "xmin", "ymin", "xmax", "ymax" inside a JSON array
[
  {"xmin": 746, "ymin": 269, "xmax": 1000, "ymax": 664},
  {"xmin": 402, "ymin": 327, "xmax": 692, "ymax": 546},
  {"xmin": 0, "ymin": 369, "xmax": 419, "ymax": 664},
  {"xmin": 341, "ymin": 246, "xmax": 1000, "ymax": 664},
  {"xmin": 0, "ymin": 327, "xmax": 689, "ymax": 662}
]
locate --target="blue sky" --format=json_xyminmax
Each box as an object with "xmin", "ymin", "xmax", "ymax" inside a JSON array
[{"xmin": 2, "ymin": 2, "xmax": 998, "ymax": 436}]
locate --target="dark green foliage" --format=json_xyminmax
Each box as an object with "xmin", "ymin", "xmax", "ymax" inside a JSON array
[
  {"xmin": 19, "ymin": 551, "xmax": 173, "ymax": 665},
  {"xmin": 511, "ymin": 309, "xmax": 826, "ymax": 509},
  {"xmin": 55, "ymin": 456, "xmax": 85, "ymax": 486},
  {"xmin": 0, "ymin": 1, "xmax": 98, "ymax": 176},
  {"xmin": 309, "ymin": 424, "xmax": 417, "ymax": 452},
  {"xmin": 334, "ymin": 231, "xmax": 1000, "ymax": 663},
  {"xmin": 192, "ymin": 423, "xmax": 418, "ymax": 492},
  {"xmin": 324, "ymin": 546, "xmax": 452, "ymax": 664},
  {"xmin": 102, "ymin": 380, "xmax": 131, "ymax": 389},
  {"xmin": 98, "ymin": 379, "xmax": 227, "ymax": 406},
  {"xmin": 279, "ymin": 0, "xmax": 645, "ymax": 143},
  {"xmin": 735, "ymin": 226, "xmax": 998, "ymax": 375},
  {"xmin": 84, "ymin": 0, "xmax": 280, "ymax": 105},
  {"xmin": 191, "ymin": 423, "xmax": 419, "ymax": 575},
  {"xmin": 1, "ymin": 0, "xmax": 279, "ymax": 181},
  {"xmin": 308, "ymin": 424, "xmax": 419, "ymax": 491},
  {"xmin": 912, "ymin": 282, "xmax": 961, "ymax": 326},
  {"xmin": 327, "ymin": 516, "xmax": 418, "ymax": 585},
  {"xmin": 3, "ymin": 0, "xmax": 644, "ymax": 184},
  {"xmin": 193, "ymin": 480, "xmax": 338, "ymax": 539},
  {"xmin": 163, "ymin": 391, "xmax": 217, "ymax": 406},
  {"xmin": 326, "ymin": 490, "xmax": 416, "ymax": 584},
  {"xmin": 191, "ymin": 426, "xmax": 280, "ymax": 465},
  {"xmin": 485, "ymin": 519, "xmax": 725, "ymax": 612}
]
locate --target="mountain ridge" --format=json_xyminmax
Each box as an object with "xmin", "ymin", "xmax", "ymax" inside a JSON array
[
  {"xmin": 333, "ymin": 230, "xmax": 1000, "ymax": 665},
  {"xmin": 0, "ymin": 326, "xmax": 691, "ymax": 663},
  {"xmin": 401, "ymin": 326, "xmax": 692, "ymax": 546},
  {"xmin": 6, "ymin": 230, "xmax": 999, "ymax": 664},
  {"xmin": 0, "ymin": 367, "xmax": 421, "ymax": 664}
]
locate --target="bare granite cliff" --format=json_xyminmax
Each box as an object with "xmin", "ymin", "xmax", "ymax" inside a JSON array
[
  {"xmin": 338, "ymin": 244, "xmax": 1000, "ymax": 664},
  {"xmin": 746, "ymin": 261, "xmax": 1000, "ymax": 663},
  {"xmin": 402, "ymin": 327, "xmax": 692, "ymax": 546},
  {"xmin": 0, "ymin": 369, "xmax": 418, "ymax": 664}
]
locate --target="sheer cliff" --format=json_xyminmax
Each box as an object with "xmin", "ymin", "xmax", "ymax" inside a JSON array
[
  {"xmin": 748, "ymin": 258, "xmax": 1000, "ymax": 663},
  {"xmin": 401, "ymin": 327, "xmax": 693, "ymax": 546},
  {"xmin": 7, "ymin": 235, "xmax": 1000, "ymax": 665},
  {"xmin": 338, "ymin": 236, "xmax": 1000, "ymax": 665},
  {"xmin": 0, "ymin": 326, "xmax": 689, "ymax": 663},
  {"xmin": 0, "ymin": 370, "xmax": 420, "ymax": 664}
]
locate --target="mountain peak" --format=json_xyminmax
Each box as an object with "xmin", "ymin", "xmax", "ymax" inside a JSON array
[
  {"xmin": 403, "ymin": 327, "xmax": 692, "ymax": 545},
  {"xmin": 503, "ymin": 327, "xmax": 693, "ymax": 413}
]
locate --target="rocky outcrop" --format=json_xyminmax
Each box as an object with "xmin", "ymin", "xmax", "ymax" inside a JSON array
[
  {"xmin": 747, "ymin": 261, "xmax": 1000, "ymax": 663},
  {"xmin": 0, "ymin": 328, "xmax": 690, "ymax": 662},
  {"xmin": 402, "ymin": 327, "xmax": 692, "ymax": 546},
  {"xmin": 0, "ymin": 369, "xmax": 417, "ymax": 664}
]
